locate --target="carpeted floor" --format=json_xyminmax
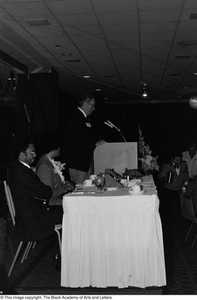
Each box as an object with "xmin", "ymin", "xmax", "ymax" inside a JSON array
[{"xmin": 2, "ymin": 217, "xmax": 197, "ymax": 295}]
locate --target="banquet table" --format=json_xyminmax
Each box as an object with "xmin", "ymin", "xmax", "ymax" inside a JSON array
[{"xmin": 61, "ymin": 175, "xmax": 166, "ymax": 289}]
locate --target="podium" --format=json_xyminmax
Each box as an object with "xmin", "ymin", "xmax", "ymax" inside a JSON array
[{"xmin": 94, "ymin": 142, "xmax": 138, "ymax": 175}]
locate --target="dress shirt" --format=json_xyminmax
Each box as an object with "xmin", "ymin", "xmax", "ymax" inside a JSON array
[
  {"xmin": 173, "ymin": 163, "xmax": 180, "ymax": 176},
  {"xmin": 182, "ymin": 151, "xmax": 197, "ymax": 178},
  {"xmin": 19, "ymin": 160, "xmax": 30, "ymax": 169},
  {"xmin": 77, "ymin": 107, "xmax": 87, "ymax": 118}
]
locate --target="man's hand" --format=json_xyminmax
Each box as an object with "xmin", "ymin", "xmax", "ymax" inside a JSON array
[{"xmin": 96, "ymin": 140, "xmax": 106, "ymax": 147}]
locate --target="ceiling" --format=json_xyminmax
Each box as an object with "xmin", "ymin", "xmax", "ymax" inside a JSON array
[{"xmin": 1, "ymin": 0, "xmax": 197, "ymax": 104}]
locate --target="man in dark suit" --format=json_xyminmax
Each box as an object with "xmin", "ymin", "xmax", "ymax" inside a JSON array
[
  {"xmin": 62, "ymin": 94, "xmax": 105, "ymax": 184},
  {"xmin": 9, "ymin": 138, "xmax": 56, "ymax": 241},
  {"xmin": 158, "ymin": 151, "xmax": 189, "ymax": 289},
  {"xmin": 36, "ymin": 138, "xmax": 74, "ymax": 206}
]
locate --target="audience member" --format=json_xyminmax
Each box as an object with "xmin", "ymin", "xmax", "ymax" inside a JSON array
[
  {"xmin": 158, "ymin": 151, "xmax": 189, "ymax": 289},
  {"xmin": 184, "ymin": 176, "xmax": 197, "ymax": 216},
  {"xmin": 182, "ymin": 140, "xmax": 197, "ymax": 179},
  {"xmin": 62, "ymin": 94, "xmax": 105, "ymax": 184},
  {"xmin": 8, "ymin": 137, "xmax": 57, "ymax": 241},
  {"xmin": 36, "ymin": 138, "xmax": 74, "ymax": 206}
]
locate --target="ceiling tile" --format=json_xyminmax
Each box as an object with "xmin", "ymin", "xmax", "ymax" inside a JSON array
[
  {"xmin": 92, "ymin": 0, "xmax": 137, "ymax": 12},
  {"xmin": 183, "ymin": 0, "xmax": 197, "ymax": 9},
  {"xmin": 47, "ymin": 0, "xmax": 93, "ymax": 14},
  {"xmin": 138, "ymin": 0, "xmax": 183, "ymax": 10},
  {"xmin": 97, "ymin": 12, "xmax": 138, "ymax": 24},
  {"xmin": 101, "ymin": 23, "xmax": 138, "ymax": 34},
  {"xmin": 140, "ymin": 10, "xmax": 180, "ymax": 23},
  {"xmin": 0, "ymin": 2, "xmax": 50, "ymax": 16},
  {"xmin": 177, "ymin": 21, "xmax": 197, "ymax": 31},
  {"xmin": 140, "ymin": 22, "xmax": 177, "ymax": 33},
  {"xmin": 141, "ymin": 31, "xmax": 174, "ymax": 41},
  {"xmin": 64, "ymin": 24, "xmax": 103, "ymax": 36},
  {"xmin": 57, "ymin": 13, "xmax": 98, "ymax": 25}
]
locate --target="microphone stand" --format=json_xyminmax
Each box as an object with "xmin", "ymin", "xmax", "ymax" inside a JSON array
[
  {"xmin": 105, "ymin": 120, "xmax": 127, "ymax": 142},
  {"xmin": 113, "ymin": 127, "xmax": 127, "ymax": 142}
]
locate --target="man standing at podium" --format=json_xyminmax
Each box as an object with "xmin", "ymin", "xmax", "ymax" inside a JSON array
[{"xmin": 62, "ymin": 94, "xmax": 105, "ymax": 184}]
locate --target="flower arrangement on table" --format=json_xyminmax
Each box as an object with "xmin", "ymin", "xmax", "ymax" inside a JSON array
[{"xmin": 138, "ymin": 127, "xmax": 159, "ymax": 174}]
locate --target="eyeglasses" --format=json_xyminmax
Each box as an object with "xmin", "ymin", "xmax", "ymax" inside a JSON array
[
  {"xmin": 89, "ymin": 102, "xmax": 95, "ymax": 108},
  {"xmin": 30, "ymin": 150, "xmax": 36, "ymax": 155}
]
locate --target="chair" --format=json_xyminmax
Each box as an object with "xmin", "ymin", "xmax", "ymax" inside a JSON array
[
  {"xmin": 3, "ymin": 180, "xmax": 35, "ymax": 277},
  {"xmin": 181, "ymin": 193, "xmax": 197, "ymax": 248},
  {"xmin": 3, "ymin": 181, "xmax": 62, "ymax": 277}
]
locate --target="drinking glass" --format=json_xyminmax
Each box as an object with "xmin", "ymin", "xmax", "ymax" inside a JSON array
[{"xmin": 94, "ymin": 174, "xmax": 105, "ymax": 193}]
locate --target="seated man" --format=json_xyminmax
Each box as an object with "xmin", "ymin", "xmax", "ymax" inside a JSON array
[
  {"xmin": 36, "ymin": 139, "xmax": 74, "ymax": 206},
  {"xmin": 9, "ymin": 137, "xmax": 56, "ymax": 241}
]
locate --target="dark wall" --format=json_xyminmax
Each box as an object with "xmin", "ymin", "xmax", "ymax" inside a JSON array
[
  {"xmin": 16, "ymin": 70, "xmax": 59, "ymax": 137},
  {"xmin": 96, "ymin": 102, "xmax": 197, "ymax": 163}
]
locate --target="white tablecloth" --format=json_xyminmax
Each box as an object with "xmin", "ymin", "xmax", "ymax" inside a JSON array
[{"xmin": 61, "ymin": 176, "xmax": 166, "ymax": 288}]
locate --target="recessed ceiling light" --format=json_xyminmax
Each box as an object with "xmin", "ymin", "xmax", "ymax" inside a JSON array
[
  {"xmin": 26, "ymin": 18, "xmax": 50, "ymax": 26},
  {"xmin": 194, "ymin": 72, "xmax": 197, "ymax": 75},
  {"xmin": 83, "ymin": 75, "xmax": 90, "ymax": 79},
  {"xmin": 63, "ymin": 58, "xmax": 80, "ymax": 62},
  {"xmin": 169, "ymin": 73, "xmax": 181, "ymax": 76},
  {"xmin": 190, "ymin": 13, "xmax": 197, "ymax": 19},
  {"xmin": 61, "ymin": 53, "xmax": 72, "ymax": 56},
  {"xmin": 102, "ymin": 74, "xmax": 115, "ymax": 78},
  {"xmin": 175, "ymin": 55, "xmax": 191, "ymax": 59},
  {"xmin": 177, "ymin": 40, "xmax": 197, "ymax": 46},
  {"xmin": 96, "ymin": 88, "xmax": 101, "ymax": 91}
]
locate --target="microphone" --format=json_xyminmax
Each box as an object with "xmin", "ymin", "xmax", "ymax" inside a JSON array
[
  {"xmin": 103, "ymin": 120, "xmax": 127, "ymax": 142},
  {"xmin": 106, "ymin": 120, "xmax": 121, "ymax": 132},
  {"xmin": 104, "ymin": 121, "xmax": 113, "ymax": 128}
]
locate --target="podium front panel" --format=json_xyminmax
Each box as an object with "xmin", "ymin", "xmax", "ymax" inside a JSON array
[{"xmin": 94, "ymin": 142, "xmax": 138, "ymax": 175}]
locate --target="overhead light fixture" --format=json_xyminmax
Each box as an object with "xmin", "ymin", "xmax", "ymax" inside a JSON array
[
  {"xmin": 102, "ymin": 74, "xmax": 115, "ymax": 78},
  {"xmin": 169, "ymin": 73, "xmax": 181, "ymax": 76},
  {"xmin": 83, "ymin": 75, "xmax": 90, "ymax": 79},
  {"xmin": 175, "ymin": 55, "xmax": 191, "ymax": 59},
  {"xmin": 177, "ymin": 40, "xmax": 197, "ymax": 46},
  {"xmin": 190, "ymin": 13, "xmax": 197, "ymax": 19},
  {"xmin": 26, "ymin": 18, "xmax": 50, "ymax": 26},
  {"xmin": 96, "ymin": 88, "xmax": 101, "ymax": 92},
  {"xmin": 63, "ymin": 58, "xmax": 80, "ymax": 62},
  {"xmin": 61, "ymin": 53, "xmax": 72, "ymax": 56},
  {"xmin": 141, "ymin": 82, "xmax": 149, "ymax": 98}
]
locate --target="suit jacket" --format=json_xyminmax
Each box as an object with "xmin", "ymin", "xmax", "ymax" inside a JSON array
[
  {"xmin": 9, "ymin": 160, "xmax": 55, "ymax": 241},
  {"xmin": 62, "ymin": 108, "xmax": 97, "ymax": 171},
  {"xmin": 36, "ymin": 155, "xmax": 67, "ymax": 203},
  {"xmin": 158, "ymin": 161, "xmax": 189, "ymax": 192},
  {"xmin": 185, "ymin": 176, "xmax": 197, "ymax": 215}
]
